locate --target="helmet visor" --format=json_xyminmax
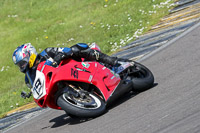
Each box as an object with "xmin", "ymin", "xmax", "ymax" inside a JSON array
[{"xmin": 16, "ymin": 59, "xmax": 29, "ymax": 72}]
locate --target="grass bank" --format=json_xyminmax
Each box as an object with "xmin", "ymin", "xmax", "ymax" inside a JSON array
[{"xmin": 0, "ymin": 0, "xmax": 175, "ymax": 118}]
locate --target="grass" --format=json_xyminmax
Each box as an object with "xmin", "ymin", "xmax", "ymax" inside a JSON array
[{"xmin": 0, "ymin": 0, "xmax": 175, "ymax": 118}]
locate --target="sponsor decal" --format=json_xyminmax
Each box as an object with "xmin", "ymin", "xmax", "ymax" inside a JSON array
[
  {"xmin": 88, "ymin": 75, "xmax": 93, "ymax": 82},
  {"xmin": 71, "ymin": 68, "xmax": 78, "ymax": 79},
  {"xmin": 111, "ymin": 76, "xmax": 115, "ymax": 80},
  {"xmin": 82, "ymin": 62, "xmax": 90, "ymax": 68},
  {"xmin": 102, "ymin": 67, "xmax": 106, "ymax": 70},
  {"xmin": 29, "ymin": 53, "xmax": 36, "ymax": 68}
]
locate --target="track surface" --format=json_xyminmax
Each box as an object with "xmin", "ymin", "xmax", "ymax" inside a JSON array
[{"xmin": 5, "ymin": 24, "xmax": 200, "ymax": 133}]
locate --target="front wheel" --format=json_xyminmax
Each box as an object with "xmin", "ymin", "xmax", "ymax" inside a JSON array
[
  {"xmin": 57, "ymin": 86, "xmax": 106, "ymax": 118},
  {"xmin": 129, "ymin": 62, "xmax": 154, "ymax": 92}
]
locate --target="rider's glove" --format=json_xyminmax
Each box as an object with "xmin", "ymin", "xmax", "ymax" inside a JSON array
[
  {"xmin": 21, "ymin": 91, "xmax": 32, "ymax": 99},
  {"xmin": 21, "ymin": 91, "xmax": 27, "ymax": 99},
  {"xmin": 53, "ymin": 52, "xmax": 66, "ymax": 67}
]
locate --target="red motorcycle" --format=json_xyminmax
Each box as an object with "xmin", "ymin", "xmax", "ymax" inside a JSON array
[{"xmin": 25, "ymin": 43, "xmax": 154, "ymax": 118}]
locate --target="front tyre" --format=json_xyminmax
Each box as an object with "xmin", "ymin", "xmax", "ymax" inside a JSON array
[
  {"xmin": 57, "ymin": 90, "xmax": 106, "ymax": 118},
  {"xmin": 130, "ymin": 62, "xmax": 154, "ymax": 92}
]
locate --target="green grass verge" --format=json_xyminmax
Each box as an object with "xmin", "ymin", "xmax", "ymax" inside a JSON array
[{"xmin": 0, "ymin": 0, "xmax": 175, "ymax": 118}]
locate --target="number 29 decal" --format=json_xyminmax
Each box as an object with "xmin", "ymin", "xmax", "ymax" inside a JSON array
[
  {"xmin": 33, "ymin": 79, "xmax": 42, "ymax": 96},
  {"xmin": 32, "ymin": 70, "xmax": 46, "ymax": 99}
]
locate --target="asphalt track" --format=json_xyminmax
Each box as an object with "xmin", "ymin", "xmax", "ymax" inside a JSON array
[{"xmin": 4, "ymin": 23, "xmax": 200, "ymax": 133}]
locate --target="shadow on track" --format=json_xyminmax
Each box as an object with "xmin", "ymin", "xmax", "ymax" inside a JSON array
[
  {"xmin": 49, "ymin": 114, "xmax": 94, "ymax": 128},
  {"xmin": 107, "ymin": 83, "xmax": 158, "ymax": 110},
  {"xmin": 47, "ymin": 83, "xmax": 158, "ymax": 128}
]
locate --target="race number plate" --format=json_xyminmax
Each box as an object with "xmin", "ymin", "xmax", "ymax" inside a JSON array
[{"xmin": 31, "ymin": 70, "xmax": 46, "ymax": 99}]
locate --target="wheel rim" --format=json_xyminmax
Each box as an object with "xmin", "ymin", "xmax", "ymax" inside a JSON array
[{"xmin": 62, "ymin": 93, "xmax": 102, "ymax": 109}]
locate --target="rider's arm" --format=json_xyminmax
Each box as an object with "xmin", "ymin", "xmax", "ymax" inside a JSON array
[
  {"xmin": 21, "ymin": 75, "xmax": 32, "ymax": 99},
  {"xmin": 41, "ymin": 47, "xmax": 73, "ymax": 63},
  {"xmin": 44, "ymin": 47, "xmax": 73, "ymax": 58},
  {"xmin": 25, "ymin": 75, "xmax": 31, "ymax": 89}
]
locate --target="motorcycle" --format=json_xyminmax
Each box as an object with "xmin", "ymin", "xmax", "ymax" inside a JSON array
[{"xmin": 25, "ymin": 43, "xmax": 154, "ymax": 118}]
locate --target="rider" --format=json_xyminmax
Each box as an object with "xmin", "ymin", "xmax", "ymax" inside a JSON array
[{"xmin": 12, "ymin": 43, "xmax": 119, "ymax": 90}]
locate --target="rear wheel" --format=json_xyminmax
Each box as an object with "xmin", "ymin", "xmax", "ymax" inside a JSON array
[
  {"xmin": 57, "ymin": 84, "xmax": 106, "ymax": 118},
  {"xmin": 129, "ymin": 62, "xmax": 154, "ymax": 91}
]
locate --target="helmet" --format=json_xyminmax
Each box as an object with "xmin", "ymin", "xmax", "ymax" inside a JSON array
[{"xmin": 12, "ymin": 43, "xmax": 38, "ymax": 72}]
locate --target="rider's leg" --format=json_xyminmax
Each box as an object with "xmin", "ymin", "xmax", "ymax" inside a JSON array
[{"xmin": 71, "ymin": 43, "xmax": 118, "ymax": 66}]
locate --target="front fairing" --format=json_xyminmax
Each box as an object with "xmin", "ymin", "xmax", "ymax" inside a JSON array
[
  {"xmin": 51, "ymin": 61, "xmax": 121, "ymax": 101},
  {"xmin": 32, "ymin": 59, "xmax": 122, "ymax": 109},
  {"xmin": 92, "ymin": 65, "xmax": 121, "ymax": 100}
]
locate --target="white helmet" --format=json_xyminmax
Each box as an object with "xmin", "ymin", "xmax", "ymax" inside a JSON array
[{"xmin": 12, "ymin": 43, "xmax": 38, "ymax": 72}]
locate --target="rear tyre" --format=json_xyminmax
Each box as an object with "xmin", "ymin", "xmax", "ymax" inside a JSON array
[
  {"xmin": 57, "ymin": 87, "xmax": 106, "ymax": 118},
  {"xmin": 130, "ymin": 62, "xmax": 154, "ymax": 92}
]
